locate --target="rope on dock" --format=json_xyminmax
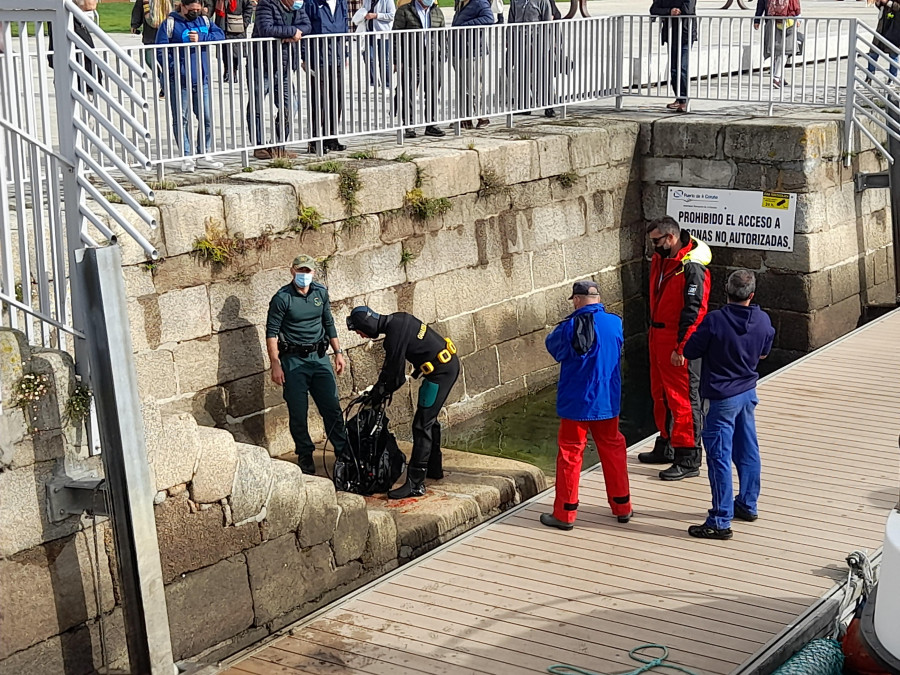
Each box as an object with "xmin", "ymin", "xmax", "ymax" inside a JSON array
[{"xmin": 547, "ymin": 644, "xmax": 700, "ymax": 675}]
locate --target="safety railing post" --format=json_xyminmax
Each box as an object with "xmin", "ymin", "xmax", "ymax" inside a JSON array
[
  {"xmin": 615, "ymin": 15, "xmax": 625, "ymax": 109},
  {"xmin": 844, "ymin": 19, "xmax": 859, "ymax": 167}
]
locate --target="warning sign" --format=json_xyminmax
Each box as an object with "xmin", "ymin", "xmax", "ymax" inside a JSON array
[
  {"xmin": 762, "ymin": 192, "xmax": 791, "ymax": 210},
  {"xmin": 667, "ymin": 187, "xmax": 796, "ymax": 252}
]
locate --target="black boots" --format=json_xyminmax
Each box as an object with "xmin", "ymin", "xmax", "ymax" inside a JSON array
[
  {"xmin": 297, "ymin": 455, "xmax": 316, "ymax": 476},
  {"xmin": 426, "ymin": 425, "xmax": 444, "ymax": 480},
  {"xmin": 540, "ymin": 513, "xmax": 574, "ymax": 530},
  {"xmin": 387, "ymin": 466, "xmax": 426, "ymax": 499},
  {"xmin": 638, "ymin": 436, "xmax": 674, "ymax": 464},
  {"xmin": 659, "ymin": 447, "xmax": 701, "ymax": 481}
]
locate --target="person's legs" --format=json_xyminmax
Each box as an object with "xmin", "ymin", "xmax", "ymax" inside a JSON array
[
  {"xmin": 174, "ymin": 84, "xmax": 192, "ymax": 156},
  {"xmin": 553, "ymin": 418, "xmax": 588, "ymax": 524},
  {"xmin": 700, "ymin": 396, "xmax": 738, "ymax": 530},
  {"xmin": 733, "ymin": 389, "xmax": 761, "ymax": 517},
  {"xmin": 274, "ymin": 70, "xmax": 293, "ymax": 143},
  {"xmin": 247, "ymin": 65, "xmax": 270, "ymax": 147},
  {"xmin": 197, "ymin": 82, "xmax": 212, "ymax": 155},
  {"xmin": 668, "ymin": 34, "xmax": 684, "ymax": 103},
  {"xmin": 688, "ymin": 357, "xmax": 703, "ymax": 449},
  {"xmin": 588, "ymin": 417, "xmax": 631, "ymax": 518},
  {"xmin": 281, "ymin": 354, "xmax": 315, "ymax": 468},
  {"xmin": 648, "ymin": 338, "xmax": 670, "ymax": 442},
  {"xmin": 678, "ymin": 39, "xmax": 690, "ymax": 103},
  {"xmin": 660, "ymin": 357, "xmax": 700, "ymax": 467},
  {"xmin": 306, "ymin": 354, "xmax": 351, "ymax": 461},
  {"xmin": 890, "ymin": 52, "xmax": 899, "ymax": 78}
]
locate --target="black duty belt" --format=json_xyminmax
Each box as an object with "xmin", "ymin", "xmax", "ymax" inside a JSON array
[
  {"xmin": 279, "ymin": 340, "xmax": 327, "ymax": 358},
  {"xmin": 651, "ymin": 322, "xmax": 666, "ymax": 329}
]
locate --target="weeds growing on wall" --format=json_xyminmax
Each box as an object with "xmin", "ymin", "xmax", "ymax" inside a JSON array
[
  {"xmin": 404, "ymin": 188, "xmax": 452, "ymax": 221},
  {"xmin": 309, "ymin": 160, "xmax": 363, "ymax": 224},
  {"xmin": 269, "ymin": 157, "xmax": 295, "ymax": 170},
  {"xmin": 296, "ymin": 205, "xmax": 323, "ymax": 232},
  {"xmin": 14, "ymin": 373, "xmax": 50, "ymax": 409},
  {"xmin": 556, "ymin": 171, "xmax": 578, "ymax": 189},
  {"xmin": 479, "ymin": 168, "xmax": 511, "ymax": 198},
  {"xmin": 64, "ymin": 383, "xmax": 93, "ymax": 425},
  {"xmin": 191, "ymin": 220, "xmax": 272, "ymax": 265},
  {"xmin": 399, "ymin": 247, "xmax": 417, "ymax": 267},
  {"xmin": 394, "ymin": 152, "xmax": 416, "ymax": 163},
  {"xmin": 147, "ymin": 180, "xmax": 177, "ymax": 191},
  {"xmin": 349, "ymin": 148, "xmax": 378, "ymax": 160}
]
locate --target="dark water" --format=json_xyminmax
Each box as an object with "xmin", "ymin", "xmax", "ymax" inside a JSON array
[{"xmin": 443, "ymin": 348, "xmax": 657, "ymax": 477}]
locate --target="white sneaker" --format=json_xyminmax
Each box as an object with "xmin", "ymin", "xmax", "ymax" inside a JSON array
[
  {"xmin": 180, "ymin": 158, "xmax": 196, "ymax": 173},
  {"xmin": 196, "ymin": 156, "xmax": 224, "ymax": 169}
]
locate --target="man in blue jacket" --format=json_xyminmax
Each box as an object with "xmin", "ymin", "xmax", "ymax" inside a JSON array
[
  {"xmin": 247, "ymin": 0, "xmax": 313, "ymax": 160},
  {"xmin": 305, "ymin": 0, "xmax": 350, "ymax": 153},
  {"xmin": 541, "ymin": 281, "xmax": 632, "ymax": 530},
  {"xmin": 683, "ymin": 269, "xmax": 775, "ymax": 540},
  {"xmin": 156, "ymin": 0, "xmax": 226, "ymax": 172}
]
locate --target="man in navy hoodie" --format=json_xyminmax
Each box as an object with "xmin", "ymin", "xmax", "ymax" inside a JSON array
[
  {"xmin": 540, "ymin": 280, "xmax": 632, "ymax": 531},
  {"xmin": 683, "ymin": 269, "xmax": 775, "ymax": 540}
]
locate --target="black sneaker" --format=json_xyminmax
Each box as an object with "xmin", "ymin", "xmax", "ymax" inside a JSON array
[
  {"xmin": 404, "ymin": 128, "xmax": 417, "ymax": 139},
  {"xmin": 659, "ymin": 464, "xmax": 700, "ymax": 481},
  {"xmin": 617, "ymin": 511, "xmax": 633, "ymax": 524},
  {"xmin": 544, "ymin": 108, "xmax": 556, "ymax": 118},
  {"xmin": 424, "ymin": 125, "xmax": 445, "ymax": 137},
  {"xmin": 734, "ymin": 503, "xmax": 758, "ymax": 522},
  {"xmin": 298, "ymin": 457, "xmax": 316, "ymax": 475},
  {"xmin": 688, "ymin": 524, "xmax": 733, "ymax": 540},
  {"xmin": 540, "ymin": 513, "xmax": 574, "ymax": 531}
]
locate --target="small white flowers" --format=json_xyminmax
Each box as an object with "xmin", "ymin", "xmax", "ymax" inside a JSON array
[{"xmin": 14, "ymin": 373, "xmax": 50, "ymax": 408}]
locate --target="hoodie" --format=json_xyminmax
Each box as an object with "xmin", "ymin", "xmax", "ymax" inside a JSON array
[
  {"xmin": 545, "ymin": 303, "xmax": 623, "ymax": 422},
  {"xmin": 683, "ymin": 303, "xmax": 776, "ymax": 400}
]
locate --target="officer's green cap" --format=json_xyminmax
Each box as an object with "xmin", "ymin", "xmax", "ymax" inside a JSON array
[{"xmin": 291, "ymin": 254, "xmax": 317, "ymax": 270}]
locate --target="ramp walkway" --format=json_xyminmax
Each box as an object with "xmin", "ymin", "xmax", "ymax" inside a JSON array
[{"xmin": 220, "ymin": 310, "xmax": 900, "ymax": 675}]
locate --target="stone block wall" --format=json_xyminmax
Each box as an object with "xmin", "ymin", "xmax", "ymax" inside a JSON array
[
  {"xmin": 121, "ymin": 120, "xmax": 647, "ymax": 454},
  {"xmin": 0, "ymin": 325, "xmax": 545, "ymax": 672},
  {"xmin": 638, "ymin": 112, "xmax": 894, "ymax": 362}
]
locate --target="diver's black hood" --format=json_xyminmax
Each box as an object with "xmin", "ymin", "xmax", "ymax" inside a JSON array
[{"xmin": 347, "ymin": 306, "xmax": 390, "ymax": 338}]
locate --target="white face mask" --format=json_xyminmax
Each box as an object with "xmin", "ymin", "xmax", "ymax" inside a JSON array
[{"xmin": 294, "ymin": 272, "xmax": 313, "ymax": 288}]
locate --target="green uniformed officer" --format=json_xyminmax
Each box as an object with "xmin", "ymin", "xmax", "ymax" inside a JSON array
[{"xmin": 265, "ymin": 254, "xmax": 350, "ymax": 475}]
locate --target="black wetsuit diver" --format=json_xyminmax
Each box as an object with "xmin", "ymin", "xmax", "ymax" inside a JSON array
[{"xmin": 347, "ymin": 307, "xmax": 460, "ymax": 499}]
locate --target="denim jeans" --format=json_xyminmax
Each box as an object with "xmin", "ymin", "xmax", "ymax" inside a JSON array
[
  {"xmin": 867, "ymin": 50, "xmax": 899, "ymax": 78},
  {"xmin": 247, "ymin": 67, "xmax": 293, "ymax": 146},
  {"xmin": 701, "ymin": 388, "xmax": 761, "ymax": 530},
  {"xmin": 169, "ymin": 81, "xmax": 212, "ymax": 156},
  {"xmin": 668, "ymin": 34, "xmax": 690, "ymax": 104}
]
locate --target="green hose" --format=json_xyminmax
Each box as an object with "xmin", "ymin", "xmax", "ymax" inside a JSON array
[{"xmin": 547, "ymin": 644, "xmax": 700, "ymax": 675}]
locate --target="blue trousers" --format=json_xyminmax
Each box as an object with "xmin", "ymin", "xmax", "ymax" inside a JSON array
[{"xmin": 701, "ymin": 389, "xmax": 761, "ymax": 530}]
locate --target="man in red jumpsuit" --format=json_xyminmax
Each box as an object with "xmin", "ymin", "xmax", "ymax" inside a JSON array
[{"xmin": 639, "ymin": 216, "xmax": 711, "ymax": 480}]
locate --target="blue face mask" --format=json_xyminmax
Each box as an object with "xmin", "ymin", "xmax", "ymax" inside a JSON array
[
  {"xmin": 292, "ymin": 0, "xmax": 304, "ymax": 9},
  {"xmin": 421, "ymin": 0, "xmax": 435, "ymax": 7},
  {"xmin": 294, "ymin": 272, "xmax": 313, "ymax": 288}
]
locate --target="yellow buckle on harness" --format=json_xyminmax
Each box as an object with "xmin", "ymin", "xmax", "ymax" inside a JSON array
[
  {"xmin": 445, "ymin": 337, "xmax": 457, "ymax": 355},
  {"xmin": 420, "ymin": 341, "xmax": 455, "ymax": 376},
  {"xmin": 420, "ymin": 361, "xmax": 435, "ymax": 375}
]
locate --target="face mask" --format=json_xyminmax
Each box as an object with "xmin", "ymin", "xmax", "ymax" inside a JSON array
[
  {"xmin": 292, "ymin": 0, "xmax": 304, "ymax": 9},
  {"xmin": 653, "ymin": 245, "xmax": 670, "ymax": 258},
  {"xmin": 421, "ymin": 0, "xmax": 435, "ymax": 7},
  {"xmin": 294, "ymin": 272, "xmax": 313, "ymax": 288},
  {"xmin": 185, "ymin": 9, "xmax": 200, "ymax": 19}
]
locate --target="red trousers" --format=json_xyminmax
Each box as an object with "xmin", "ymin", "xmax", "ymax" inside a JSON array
[
  {"xmin": 554, "ymin": 417, "xmax": 632, "ymax": 523},
  {"xmin": 648, "ymin": 331, "xmax": 700, "ymax": 449}
]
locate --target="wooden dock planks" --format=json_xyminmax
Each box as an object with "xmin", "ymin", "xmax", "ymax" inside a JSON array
[{"xmin": 222, "ymin": 310, "xmax": 900, "ymax": 675}]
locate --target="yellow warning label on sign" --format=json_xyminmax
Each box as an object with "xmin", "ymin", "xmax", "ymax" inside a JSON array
[{"xmin": 762, "ymin": 192, "xmax": 790, "ymax": 210}]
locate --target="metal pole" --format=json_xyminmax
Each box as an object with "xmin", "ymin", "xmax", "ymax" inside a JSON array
[
  {"xmin": 887, "ymin": 102, "xmax": 900, "ymax": 302},
  {"xmin": 75, "ymin": 245, "xmax": 176, "ymax": 675}
]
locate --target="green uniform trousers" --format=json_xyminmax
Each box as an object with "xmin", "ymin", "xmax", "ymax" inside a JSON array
[{"xmin": 281, "ymin": 353, "xmax": 350, "ymax": 461}]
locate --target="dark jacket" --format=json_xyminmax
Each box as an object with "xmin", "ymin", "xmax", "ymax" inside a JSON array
[
  {"xmin": 304, "ymin": 0, "xmax": 349, "ymax": 66},
  {"xmin": 649, "ymin": 231, "xmax": 711, "ymax": 355},
  {"xmin": 214, "ymin": 0, "xmax": 255, "ymax": 36},
  {"xmin": 546, "ymin": 303, "xmax": 623, "ymax": 422},
  {"xmin": 683, "ymin": 304, "xmax": 775, "ymax": 400},
  {"xmin": 452, "ymin": 0, "xmax": 494, "ymax": 26},
  {"xmin": 649, "ymin": 0, "xmax": 697, "ymax": 44},
  {"xmin": 131, "ymin": 0, "xmax": 161, "ymax": 44},
  {"xmin": 359, "ymin": 312, "xmax": 453, "ymax": 397},
  {"xmin": 48, "ymin": 19, "xmax": 103, "ymax": 92},
  {"xmin": 252, "ymin": 0, "xmax": 312, "ymax": 71},
  {"xmin": 155, "ymin": 12, "xmax": 225, "ymax": 85},
  {"xmin": 392, "ymin": 1, "xmax": 445, "ymax": 30}
]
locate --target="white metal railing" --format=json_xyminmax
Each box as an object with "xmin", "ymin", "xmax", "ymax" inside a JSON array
[
  {"xmin": 0, "ymin": 14, "xmax": 858, "ymax": 177},
  {"xmin": 844, "ymin": 19, "xmax": 900, "ymax": 164},
  {"xmin": 0, "ymin": 1, "xmax": 155, "ymax": 354}
]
